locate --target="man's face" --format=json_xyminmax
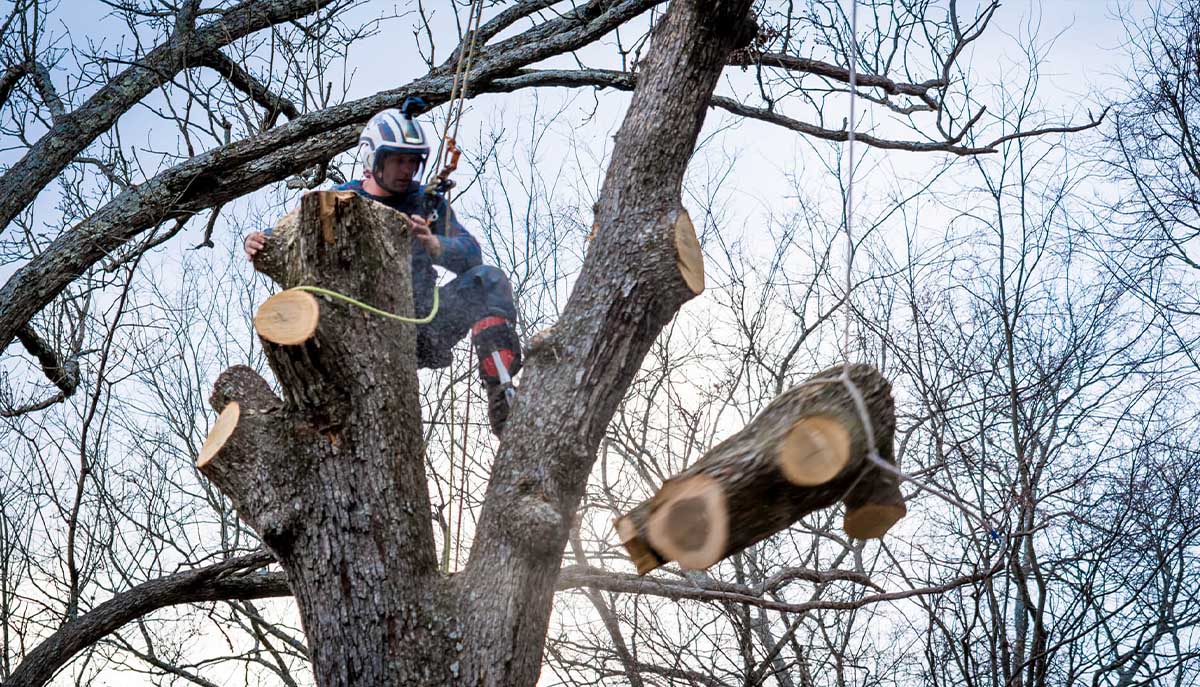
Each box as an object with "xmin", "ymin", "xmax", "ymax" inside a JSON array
[{"xmin": 373, "ymin": 152, "xmax": 424, "ymax": 194}]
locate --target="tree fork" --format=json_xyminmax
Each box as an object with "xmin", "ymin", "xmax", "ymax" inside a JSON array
[{"xmin": 616, "ymin": 364, "xmax": 906, "ymax": 574}]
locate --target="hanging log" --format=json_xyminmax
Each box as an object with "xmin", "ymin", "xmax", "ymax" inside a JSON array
[{"xmin": 615, "ymin": 363, "xmax": 905, "ymax": 575}]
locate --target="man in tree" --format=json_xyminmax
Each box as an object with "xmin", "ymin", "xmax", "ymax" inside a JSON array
[{"xmin": 244, "ymin": 106, "xmax": 522, "ymax": 435}]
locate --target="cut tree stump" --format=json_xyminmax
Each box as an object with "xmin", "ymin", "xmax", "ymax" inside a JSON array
[{"xmin": 615, "ymin": 363, "xmax": 905, "ymax": 574}]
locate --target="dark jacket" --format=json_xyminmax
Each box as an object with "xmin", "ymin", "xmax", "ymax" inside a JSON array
[{"xmin": 332, "ymin": 180, "xmax": 483, "ymax": 313}]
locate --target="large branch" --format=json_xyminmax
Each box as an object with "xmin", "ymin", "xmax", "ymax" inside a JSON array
[
  {"xmin": 727, "ymin": 51, "xmax": 945, "ymax": 102},
  {"xmin": 490, "ymin": 68, "xmax": 1109, "ymax": 154},
  {"xmin": 556, "ymin": 563, "xmax": 999, "ymax": 614},
  {"xmin": 0, "ymin": 0, "xmax": 660, "ymax": 354},
  {"xmin": 2, "ymin": 324, "xmax": 80, "ymax": 416},
  {"xmin": 0, "ymin": 0, "xmax": 341, "ymax": 238},
  {"xmin": 6, "ymin": 552, "xmax": 287, "ymax": 687},
  {"xmin": 458, "ymin": 1, "xmax": 756, "ymax": 684},
  {"xmin": 196, "ymin": 49, "xmax": 300, "ymax": 126},
  {"xmin": 7, "ymin": 553, "xmax": 892, "ymax": 687}
]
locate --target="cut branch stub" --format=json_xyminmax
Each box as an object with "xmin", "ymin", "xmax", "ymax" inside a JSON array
[
  {"xmin": 777, "ymin": 415, "xmax": 851, "ymax": 486},
  {"xmin": 254, "ymin": 289, "xmax": 319, "ymax": 345},
  {"xmin": 673, "ymin": 208, "xmax": 704, "ymax": 295},
  {"xmin": 842, "ymin": 463, "xmax": 907, "ymax": 539},
  {"xmin": 616, "ymin": 363, "xmax": 906, "ymax": 574},
  {"xmin": 197, "ymin": 401, "xmax": 240, "ymax": 468},
  {"xmin": 645, "ymin": 474, "xmax": 728, "ymax": 570}
]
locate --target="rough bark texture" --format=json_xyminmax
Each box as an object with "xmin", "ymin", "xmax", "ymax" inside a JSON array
[
  {"xmin": 199, "ymin": 192, "xmax": 457, "ymax": 686},
  {"xmin": 457, "ymin": 1, "xmax": 756, "ymax": 685},
  {"xmin": 616, "ymin": 363, "xmax": 905, "ymax": 574}
]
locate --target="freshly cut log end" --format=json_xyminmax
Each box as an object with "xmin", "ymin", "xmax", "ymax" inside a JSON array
[
  {"xmin": 615, "ymin": 517, "xmax": 662, "ymax": 576},
  {"xmin": 646, "ymin": 475, "xmax": 727, "ymax": 571},
  {"xmin": 843, "ymin": 502, "xmax": 907, "ymax": 540},
  {"xmin": 255, "ymin": 289, "xmax": 319, "ymax": 345},
  {"xmin": 777, "ymin": 415, "xmax": 851, "ymax": 486},
  {"xmin": 197, "ymin": 402, "xmax": 240, "ymax": 468},
  {"xmin": 673, "ymin": 208, "xmax": 705, "ymax": 295}
]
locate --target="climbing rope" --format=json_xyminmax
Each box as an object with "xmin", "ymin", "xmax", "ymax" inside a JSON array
[
  {"xmin": 433, "ymin": 0, "xmax": 487, "ymax": 572},
  {"xmin": 291, "ymin": 284, "xmax": 439, "ymax": 325},
  {"xmin": 427, "ymin": 0, "xmax": 485, "ymax": 198},
  {"xmin": 834, "ymin": 0, "xmax": 998, "ymax": 538}
]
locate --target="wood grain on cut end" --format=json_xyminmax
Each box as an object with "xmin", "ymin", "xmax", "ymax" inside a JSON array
[
  {"xmin": 843, "ymin": 502, "xmax": 907, "ymax": 540},
  {"xmin": 254, "ymin": 289, "xmax": 319, "ymax": 345},
  {"xmin": 776, "ymin": 415, "xmax": 851, "ymax": 486},
  {"xmin": 646, "ymin": 474, "xmax": 727, "ymax": 571},
  {"xmin": 673, "ymin": 208, "xmax": 705, "ymax": 295},
  {"xmin": 615, "ymin": 517, "xmax": 661, "ymax": 576},
  {"xmin": 197, "ymin": 401, "xmax": 240, "ymax": 468}
]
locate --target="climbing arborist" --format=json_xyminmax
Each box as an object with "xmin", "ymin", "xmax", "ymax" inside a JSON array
[{"xmin": 243, "ymin": 104, "xmax": 522, "ymax": 436}]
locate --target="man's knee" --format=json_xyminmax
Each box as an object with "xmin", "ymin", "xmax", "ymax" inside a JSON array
[
  {"xmin": 463, "ymin": 265, "xmax": 516, "ymax": 317},
  {"xmin": 464, "ymin": 265, "xmax": 510, "ymax": 291}
]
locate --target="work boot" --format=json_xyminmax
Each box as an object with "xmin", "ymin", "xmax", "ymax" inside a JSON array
[
  {"xmin": 472, "ymin": 315, "xmax": 522, "ymax": 436},
  {"xmin": 485, "ymin": 378, "xmax": 516, "ymax": 436}
]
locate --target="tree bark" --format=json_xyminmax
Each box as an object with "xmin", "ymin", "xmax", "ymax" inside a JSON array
[
  {"xmin": 198, "ymin": 191, "xmax": 457, "ymax": 686},
  {"xmin": 616, "ymin": 364, "xmax": 906, "ymax": 575}
]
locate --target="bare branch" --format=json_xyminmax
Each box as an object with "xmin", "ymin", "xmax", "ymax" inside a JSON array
[
  {"xmin": 196, "ymin": 49, "xmax": 300, "ymax": 127},
  {"xmin": 7, "ymin": 552, "xmax": 288, "ymax": 687}
]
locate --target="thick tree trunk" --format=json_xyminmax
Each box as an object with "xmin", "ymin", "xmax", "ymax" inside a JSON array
[
  {"xmin": 616, "ymin": 364, "xmax": 906, "ymax": 574},
  {"xmin": 199, "ymin": 191, "xmax": 456, "ymax": 686},
  {"xmin": 457, "ymin": 1, "xmax": 756, "ymax": 684}
]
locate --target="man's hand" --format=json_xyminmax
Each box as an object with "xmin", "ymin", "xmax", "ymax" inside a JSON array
[
  {"xmin": 244, "ymin": 231, "xmax": 267, "ymax": 261},
  {"xmin": 407, "ymin": 214, "xmax": 442, "ymax": 259}
]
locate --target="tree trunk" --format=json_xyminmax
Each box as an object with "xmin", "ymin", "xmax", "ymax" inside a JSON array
[
  {"xmin": 616, "ymin": 364, "xmax": 906, "ymax": 574},
  {"xmin": 199, "ymin": 191, "xmax": 456, "ymax": 686},
  {"xmin": 198, "ymin": 0, "xmax": 759, "ymax": 684}
]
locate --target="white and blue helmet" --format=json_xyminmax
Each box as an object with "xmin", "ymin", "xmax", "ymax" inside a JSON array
[{"xmin": 357, "ymin": 105, "xmax": 431, "ymax": 180}]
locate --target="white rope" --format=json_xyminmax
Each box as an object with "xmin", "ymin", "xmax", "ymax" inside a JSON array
[{"xmin": 835, "ymin": 0, "xmax": 998, "ymax": 540}]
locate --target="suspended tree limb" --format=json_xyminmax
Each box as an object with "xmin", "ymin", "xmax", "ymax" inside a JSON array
[{"xmin": 616, "ymin": 364, "xmax": 905, "ymax": 575}]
